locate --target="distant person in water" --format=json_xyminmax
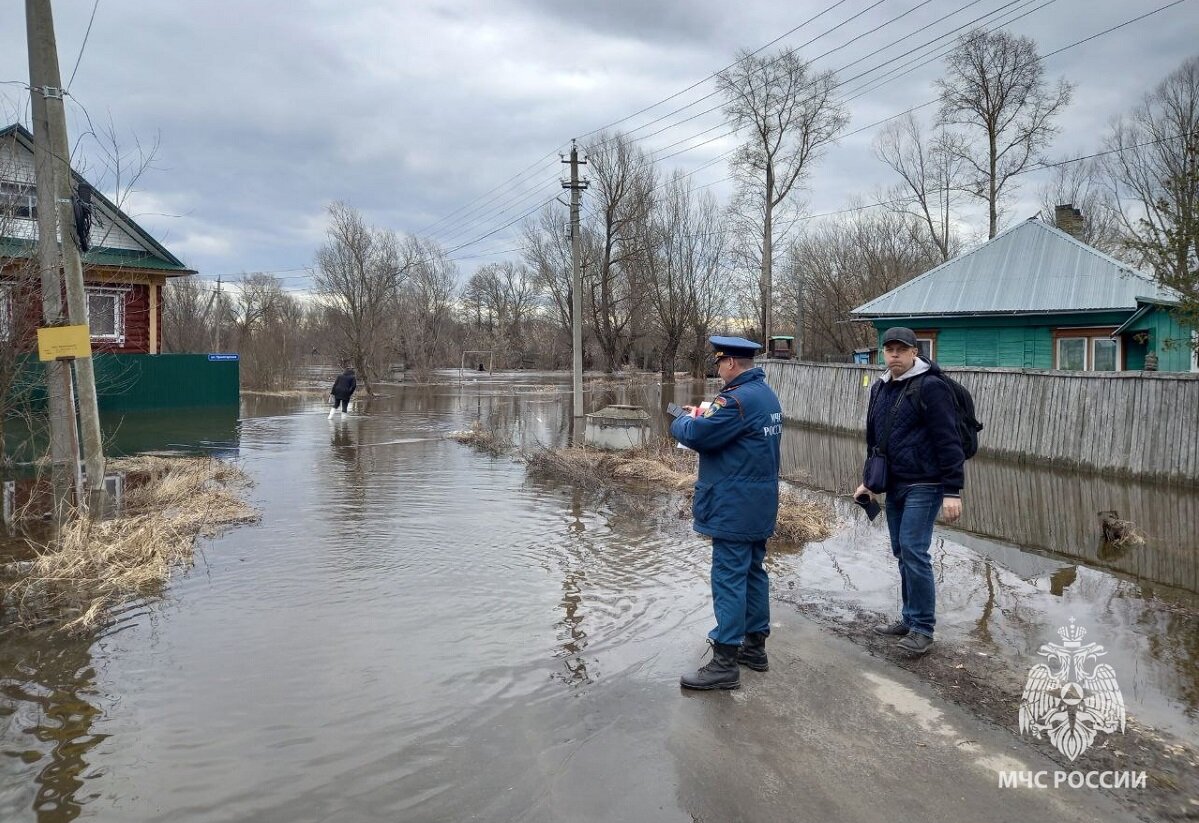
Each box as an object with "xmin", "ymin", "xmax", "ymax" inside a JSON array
[{"xmin": 329, "ymin": 366, "xmax": 357, "ymax": 418}]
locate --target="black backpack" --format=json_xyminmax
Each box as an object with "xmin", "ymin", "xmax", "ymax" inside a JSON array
[{"xmin": 911, "ymin": 373, "xmax": 984, "ymax": 459}]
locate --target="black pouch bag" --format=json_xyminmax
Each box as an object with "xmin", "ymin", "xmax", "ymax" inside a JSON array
[{"xmin": 862, "ymin": 453, "xmax": 887, "ymax": 493}]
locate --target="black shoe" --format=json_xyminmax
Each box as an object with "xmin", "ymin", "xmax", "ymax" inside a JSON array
[
  {"xmin": 873, "ymin": 620, "xmax": 910, "ymax": 637},
  {"xmin": 680, "ymin": 643, "xmax": 741, "ymax": 690},
  {"xmin": 737, "ymin": 631, "xmax": 769, "ymax": 672},
  {"xmin": 896, "ymin": 632, "xmax": 934, "ymax": 655}
]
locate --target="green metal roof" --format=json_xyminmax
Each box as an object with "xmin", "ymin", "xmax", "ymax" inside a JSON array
[
  {"xmin": 1, "ymin": 124, "xmax": 194, "ymax": 275},
  {"xmin": 851, "ymin": 219, "xmax": 1177, "ymax": 318},
  {"xmin": 0, "ymin": 237, "xmax": 193, "ymax": 274}
]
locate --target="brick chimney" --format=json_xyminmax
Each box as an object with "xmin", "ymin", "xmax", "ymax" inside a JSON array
[{"xmin": 1054, "ymin": 203, "xmax": 1085, "ymax": 240}]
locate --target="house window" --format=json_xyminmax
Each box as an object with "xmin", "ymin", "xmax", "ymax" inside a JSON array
[
  {"xmin": 0, "ymin": 180, "xmax": 37, "ymax": 220},
  {"xmin": 1054, "ymin": 327, "xmax": 1120, "ymax": 370},
  {"xmin": 1057, "ymin": 338, "xmax": 1087, "ymax": 370},
  {"xmin": 86, "ymin": 289, "xmax": 125, "ymax": 342},
  {"xmin": 914, "ymin": 330, "xmax": 938, "ymax": 360},
  {"xmin": 1092, "ymin": 338, "xmax": 1119, "ymax": 372}
]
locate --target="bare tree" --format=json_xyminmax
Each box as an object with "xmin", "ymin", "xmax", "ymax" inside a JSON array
[
  {"xmin": 937, "ymin": 29, "xmax": 1073, "ymax": 238},
  {"xmin": 399, "ymin": 236, "xmax": 457, "ymax": 381},
  {"xmin": 228, "ymin": 273, "xmax": 306, "ymax": 390},
  {"xmin": 1104, "ymin": 55, "xmax": 1199, "ymax": 341},
  {"xmin": 581, "ymin": 131, "xmax": 654, "ymax": 372},
  {"xmin": 161, "ymin": 277, "xmax": 221, "ymax": 353},
  {"xmin": 788, "ymin": 208, "xmax": 942, "ymax": 360},
  {"xmin": 1037, "ymin": 159, "xmax": 1123, "ymax": 255},
  {"xmin": 461, "ymin": 261, "xmax": 539, "ymax": 368},
  {"xmin": 314, "ymin": 202, "xmax": 406, "ymax": 394},
  {"xmin": 640, "ymin": 172, "xmax": 726, "ymax": 379},
  {"xmin": 874, "ymin": 112, "xmax": 964, "ymax": 262},
  {"xmin": 717, "ymin": 47, "xmax": 847, "ymax": 340}
]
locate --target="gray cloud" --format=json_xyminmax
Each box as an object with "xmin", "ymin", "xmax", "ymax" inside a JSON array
[{"xmin": 1, "ymin": 0, "xmax": 1195, "ymax": 289}]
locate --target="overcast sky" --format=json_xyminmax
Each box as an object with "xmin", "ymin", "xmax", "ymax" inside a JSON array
[{"xmin": 1, "ymin": 0, "xmax": 1195, "ymax": 290}]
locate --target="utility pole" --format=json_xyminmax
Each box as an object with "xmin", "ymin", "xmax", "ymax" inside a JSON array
[
  {"xmin": 213, "ymin": 275, "xmax": 222, "ymax": 351},
  {"xmin": 562, "ymin": 140, "xmax": 588, "ymax": 430},
  {"xmin": 27, "ymin": 0, "xmax": 106, "ymax": 512},
  {"xmin": 26, "ymin": 40, "xmax": 76, "ymax": 521}
]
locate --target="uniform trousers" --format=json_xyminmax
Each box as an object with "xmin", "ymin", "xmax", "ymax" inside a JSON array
[{"xmin": 708, "ymin": 537, "xmax": 770, "ymax": 646}]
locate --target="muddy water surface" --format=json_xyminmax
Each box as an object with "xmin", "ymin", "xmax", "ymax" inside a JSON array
[{"xmin": 0, "ymin": 374, "xmax": 1195, "ymax": 822}]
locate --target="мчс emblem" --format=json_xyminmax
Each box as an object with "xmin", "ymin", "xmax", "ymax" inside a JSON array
[{"xmin": 1018, "ymin": 619, "xmax": 1126, "ymax": 761}]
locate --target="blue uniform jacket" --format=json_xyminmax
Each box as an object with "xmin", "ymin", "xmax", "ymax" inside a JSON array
[{"xmin": 670, "ymin": 367, "xmax": 783, "ymax": 542}]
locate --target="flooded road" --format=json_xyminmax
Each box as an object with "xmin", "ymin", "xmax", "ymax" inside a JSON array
[{"xmin": 0, "ymin": 374, "xmax": 1195, "ymax": 821}]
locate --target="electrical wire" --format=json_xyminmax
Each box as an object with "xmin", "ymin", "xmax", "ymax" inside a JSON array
[{"xmin": 66, "ymin": 0, "xmax": 102, "ymax": 91}]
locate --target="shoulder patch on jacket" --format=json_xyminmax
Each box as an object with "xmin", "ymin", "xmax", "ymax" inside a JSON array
[{"xmin": 704, "ymin": 396, "xmax": 727, "ymax": 417}]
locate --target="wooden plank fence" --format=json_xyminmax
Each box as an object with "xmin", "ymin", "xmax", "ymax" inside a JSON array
[
  {"xmin": 779, "ymin": 425, "xmax": 1198, "ymax": 591},
  {"xmin": 764, "ymin": 361, "xmax": 1199, "ymax": 485}
]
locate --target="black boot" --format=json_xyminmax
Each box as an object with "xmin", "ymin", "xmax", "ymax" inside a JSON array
[
  {"xmin": 737, "ymin": 631, "xmax": 769, "ymax": 672},
  {"xmin": 680, "ymin": 643, "xmax": 741, "ymax": 690}
]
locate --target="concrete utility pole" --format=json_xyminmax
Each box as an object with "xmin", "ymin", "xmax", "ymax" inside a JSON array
[
  {"xmin": 562, "ymin": 141, "xmax": 588, "ymax": 429},
  {"xmin": 26, "ymin": 32, "xmax": 76, "ymax": 520},
  {"xmin": 27, "ymin": 0, "xmax": 106, "ymax": 512}
]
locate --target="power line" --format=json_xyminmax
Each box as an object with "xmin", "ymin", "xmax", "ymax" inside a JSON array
[
  {"xmin": 66, "ymin": 0, "xmax": 101, "ymax": 90},
  {"xmin": 575, "ymin": 0, "xmax": 858, "ymax": 141},
  {"xmin": 655, "ymin": 0, "xmax": 1186, "ymax": 197},
  {"xmin": 428, "ymin": 0, "xmax": 1004, "ymax": 252},
  {"xmin": 414, "ymin": 0, "xmax": 889, "ymax": 245},
  {"xmin": 648, "ymin": 0, "xmax": 1040, "ymax": 166}
]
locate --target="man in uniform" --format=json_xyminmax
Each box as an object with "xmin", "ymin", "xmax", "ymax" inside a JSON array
[{"xmin": 671, "ymin": 336, "xmax": 783, "ymax": 690}]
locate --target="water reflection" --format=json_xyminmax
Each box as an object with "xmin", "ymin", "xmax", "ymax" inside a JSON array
[
  {"xmin": 782, "ymin": 425, "xmax": 1199, "ymax": 594},
  {"xmin": 0, "ymin": 627, "xmax": 105, "ymax": 822},
  {"xmin": 0, "ymin": 378, "xmax": 1193, "ymax": 822}
]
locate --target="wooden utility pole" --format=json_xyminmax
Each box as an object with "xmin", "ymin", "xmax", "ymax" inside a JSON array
[
  {"xmin": 27, "ymin": 0, "xmax": 106, "ymax": 511},
  {"xmin": 562, "ymin": 141, "xmax": 588, "ymax": 429}
]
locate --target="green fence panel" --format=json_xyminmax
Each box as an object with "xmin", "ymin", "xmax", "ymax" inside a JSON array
[{"xmin": 93, "ymin": 353, "xmax": 240, "ymax": 410}]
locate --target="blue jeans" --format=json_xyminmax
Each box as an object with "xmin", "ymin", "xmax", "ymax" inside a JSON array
[
  {"xmin": 884, "ymin": 484, "xmax": 943, "ymax": 638},
  {"xmin": 708, "ymin": 538, "xmax": 770, "ymax": 646}
]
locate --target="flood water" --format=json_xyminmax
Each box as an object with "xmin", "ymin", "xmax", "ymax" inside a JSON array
[{"xmin": 0, "ymin": 373, "xmax": 1195, "ymax": 822}]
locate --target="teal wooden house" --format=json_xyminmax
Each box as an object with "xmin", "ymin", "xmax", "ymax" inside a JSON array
[{"xmin": 851, "ymin": 216, "xmax": 1196, "ymax": 373}]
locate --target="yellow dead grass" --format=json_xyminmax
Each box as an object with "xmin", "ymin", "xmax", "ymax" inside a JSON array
[
  {"xmin": 3, "ymin": 455, "xmax": 258, "ymax": 634},
  {"xmin": 526, "ymin": 441, "xmax": 833, "ymax": 546},
  {"xmin": 446, "ymin": 421, "xmax": 511, "ymax": 455}
]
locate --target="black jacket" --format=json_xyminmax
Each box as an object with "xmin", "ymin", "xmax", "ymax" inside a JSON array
[
  {"xmin": 866, "ymin": 359, "xmax": 964, "ymax": 495},
  {"xmin": 331, "ymin": 371, "xmax": 357, "ymax": 399}
]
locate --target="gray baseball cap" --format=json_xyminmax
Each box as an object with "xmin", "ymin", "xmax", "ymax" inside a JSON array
[{"xmin": 881, "ymin": 327, "xmax": 919, "ymax": 347}]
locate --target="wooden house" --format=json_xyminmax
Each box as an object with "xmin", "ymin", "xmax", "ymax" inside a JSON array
[
  {"xmin": 0, "ymin": 123, "xmax": 195, "ymax": 354},
  {"xmin": 851, "ymin": 215, "xmax": 1196, "ymax": 373}
]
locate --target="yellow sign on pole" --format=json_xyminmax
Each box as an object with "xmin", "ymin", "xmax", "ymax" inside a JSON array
[{"xmin": 37, "ymin": 325, "xmax": 92, "ymax": 361}]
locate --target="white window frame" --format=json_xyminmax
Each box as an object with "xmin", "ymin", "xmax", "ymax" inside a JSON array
[
  {"xmin": 86, "ymin": 287, "xmax": 126, "ymax": 344},
  {"xmin": 0, "ymin": 179, "xmax": 37, "ymax": 220},
  {"xmin": 1090, "ymin": 336, "xmax": 1121, "ymax": 372}
]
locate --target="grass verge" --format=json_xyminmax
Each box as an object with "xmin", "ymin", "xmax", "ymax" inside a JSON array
[{"xmin": 2, "ymin": 455, "xmax": 258, "ymax": 634}]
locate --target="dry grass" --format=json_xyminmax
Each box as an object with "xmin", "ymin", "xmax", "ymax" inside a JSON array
[
  {"xmin": 241, "ymin": 388, "xmax": 324, "ymax": 398},
  {"xmin": 446, "ymin": 421, "xmax": 511, "ymax": 455},
  {"xmin": 775, "ymin": 487, "xmax": 835, "ymax": 545},
  {"xmin": 526, "ymin": 438, "xmax": 833, "ymax": 546},
  {"xmin": 2, "ymin": 456, "xmax": 258, "ymax": 634}
]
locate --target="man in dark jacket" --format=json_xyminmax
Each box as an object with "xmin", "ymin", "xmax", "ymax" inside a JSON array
[
  {"xmin": 855, "ymin": 327, "xmax": 964, "ymax": 656},
  {"xmin": 329, "ymin": 367, "xmax": 357, "ymax": 418},
  {"xmin": 671, "ymin": 336, "xmax": 783, "ymax": 690}
]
